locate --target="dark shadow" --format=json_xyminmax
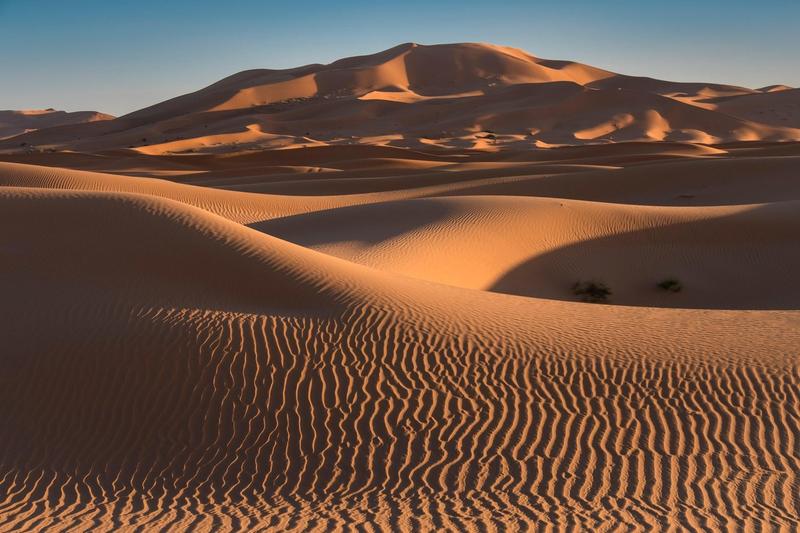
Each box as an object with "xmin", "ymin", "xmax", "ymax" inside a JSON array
[
  {"xmin": 250, "ymin": 199, "xmax": 456, "ymax": 248},
  {"xmin": 431, "ymin": 155, "xmax": 800, "ymax": 206},
  {"xmin": 490, "ymin": 204, "xmax": 800, "ymax": 310}
]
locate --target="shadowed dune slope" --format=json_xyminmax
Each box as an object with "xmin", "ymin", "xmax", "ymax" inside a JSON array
[
  {"xmin": 0, "ymin": 109, "xmax": 113, "ymax": 140},
  {"xmin": 2, "ymin": 36, "xmax": 800, "ymax": 526},
  {"xmin": 428, "ymin": 155, "xmax": 800, "ymax": 206},
  {"xmin": 714, "ymin": 88, "xmax": 800, "ymax": 128},
  {"xmin": 0, "ymin": 160, "xmax": 335, "ymax": 223},
  {"xmin": 257, "ymin": 195, "xmax": 800, "ymax": 309},
  {"xmin": 0, "ymin": 187, "xmax": 799, "ymax": 531},
  {"xmin": 2, "ymin": 43, "xmax": 799, "ymax": 154}
]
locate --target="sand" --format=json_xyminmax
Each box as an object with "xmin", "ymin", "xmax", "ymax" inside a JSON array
[
  {"xmin": 0, "ymin": 109, "xmax": 113, "ymax": 140},
  {"xmin": 1, "ymin": 43, "xmax": 799, "ymax": 531},
  {"xmin": 2, "ymin": 43, "xmax": 798, "ymax": 155}
]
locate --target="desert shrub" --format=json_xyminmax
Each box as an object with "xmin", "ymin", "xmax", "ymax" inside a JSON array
[
  {"xmin": 572, "ymin": 280, "xmax": 611, "ymax": 303},
  {"xmin": 657, "ymin": 278, "xmax": 682, "ymax": 293}
]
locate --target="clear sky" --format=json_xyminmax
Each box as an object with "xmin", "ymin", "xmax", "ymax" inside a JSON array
[{"xmin": 2, "ymin": 0, "xmax": 798, "ymax": 116}]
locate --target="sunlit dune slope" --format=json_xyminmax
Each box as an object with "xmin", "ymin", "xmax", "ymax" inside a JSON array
[
  {"xmin": 258, "ymin": 195, "xmax": 800, "ymax": 309},
  {"xmin": 0, "ymin": 186, "xmax": 798, "ymax": 530},
  {"xmin": 3, "ymin": 43, "xmax": 799, "ymax": 154},
  {"xmin": 2, "ymin": 39, "xmax": 800, "ymax": 531}
]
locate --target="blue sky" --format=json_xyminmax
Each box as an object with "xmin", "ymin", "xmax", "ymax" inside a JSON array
[{"xmin": 2, "ymin": 0, "xmax": 798, "ymax": 115}]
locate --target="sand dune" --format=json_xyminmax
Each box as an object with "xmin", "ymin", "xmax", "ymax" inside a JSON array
[
  {"xmin": 713, "ymin": 88, "xmax": 800, "ymax": 128},
  {"xmin": 2, "ymin": 42, "xmax": 800, "ymax": 531},
  {"xmin": 1, "ymin": 186, "xmax": 799, "ymax": 531},
  {"xmin": 2, "ymin": 43, "xmax": 799, "ymax": 154},
  {"xmin": 2, "ymin": 142, "xmax": 800, "ymax": 530},
  {"xmin": 258, "ymin": 195, "xmax": 800, "ymax": 309},
  {"xmin": 0, "ymin": 108, "xmax": 113, "ymax": 140}
]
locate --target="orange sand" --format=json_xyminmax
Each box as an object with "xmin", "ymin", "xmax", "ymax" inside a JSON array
[{"xmin": 1, "ymin": 43, "xmax": 799, "ymax": 531}]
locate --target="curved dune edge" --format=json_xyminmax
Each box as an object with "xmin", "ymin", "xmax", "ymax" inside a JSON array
[
  {"xmin": 0, "ymin": 187, "xmax": 799, "ymax": 531},
  {"xmin": 2, "ymin": 38, "xmax": 800, "ymax": 531},
  {"xmin": 257, "ymin": 195, "xmax": 800, "ymax": 309},
  {"xmin": 0, "ymin": 109, "xmax": 113, "ymax": 140},
  {"xmin": 3, "ymin": 43, "xmax": 799, "ymax": 155},
  {"xmin": 5, "ymin": 154, "xmax": 800, "ymax": 310}
]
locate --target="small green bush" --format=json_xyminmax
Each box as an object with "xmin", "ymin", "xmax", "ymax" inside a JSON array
[
  {"xmin": 572, "ymin": 280, "xmax": 611, "ymax": 303},
  {"xmin": 657, "ymin": 278, "xmax": 682, "ymax": 293}
]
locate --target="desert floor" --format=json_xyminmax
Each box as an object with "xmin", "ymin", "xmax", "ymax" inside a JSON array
[{"xmin": 0, "ymin": 139, "xmax": 798, "ymax": 531}]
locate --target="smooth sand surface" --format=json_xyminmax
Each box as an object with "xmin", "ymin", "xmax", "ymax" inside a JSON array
[
  {"xmin": 0, "ymin": 109, "xmax": 113, "ymax": 140},
  {"xmin": 1, "ymin": 43, "xmax": 799, "ymax": 531}
]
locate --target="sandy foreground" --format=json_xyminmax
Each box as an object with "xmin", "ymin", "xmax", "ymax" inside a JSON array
[{"xmin": 1, "ymin": 43, "xmax": 799, "ymax": 531}]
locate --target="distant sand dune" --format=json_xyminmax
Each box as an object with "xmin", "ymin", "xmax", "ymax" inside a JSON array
[
  {"xmin": 2, "ymin": 43, "xmax": 798, "ymax": 154},
  {"xmin": 0, "ymin": 109, "xmax": 112, "ymax": 140}
]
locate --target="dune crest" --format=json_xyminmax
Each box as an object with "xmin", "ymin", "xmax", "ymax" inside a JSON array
[
  {"xmin": 2, "ymin": 42, "xmax": 800, "ymax": 531},
  {"xmin": 0, "ymin": 108, "xmax": 113, "ymax": 140},
  {"xmin": 1, "ymin": 186, "xmax": 799, "ymax": 531},
  {"xmin": 3, "ymin": 43, "xmax": 799, "ymax": 154}
]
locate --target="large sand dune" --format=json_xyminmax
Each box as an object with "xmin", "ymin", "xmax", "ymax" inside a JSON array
[
  {"xmin": 258, "ymin": 195, "xmax": 800, "ymax": 309},
  {"xmin": 2, "ymin": 43, "xmax": 798, "ymax": 153},
  {"xmin": 0, "ymin": 109, "xmax": 113, "ymax": 140},
  {"xmin": 2, "ymin": 42, "xmax": 799, "ymax": 531}
]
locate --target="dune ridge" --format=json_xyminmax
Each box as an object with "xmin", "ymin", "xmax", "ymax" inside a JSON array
[
  {"xmin": 0, "ymin": 109, "xmax": 113, "ymax": 140},
  {"xmin": 258, "ymin": 195, "xmax": 800, "ymax": 309},
  {"xmin": 2, "ymin": 42, "xmax": 800, "ymax": 531},
  {"xmin": 2, "ymin": 43, "xmax": 799, "ymax": 154},
  {"xmin": 1, "ymin": 186, "xmax": 799, "ymax": 531}
]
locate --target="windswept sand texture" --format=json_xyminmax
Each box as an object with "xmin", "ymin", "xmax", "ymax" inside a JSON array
[{"xmin": 1, "ymin": 43, "xmax": 799, "ymax": 531}]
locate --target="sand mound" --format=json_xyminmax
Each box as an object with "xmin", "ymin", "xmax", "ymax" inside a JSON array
[
  {"xmin": 0, "ymin": 160, "xmax": 360, "ymax": 223},
  {"xmin": 0, "ymin": 186, "xmax": 798, "ymax": 530},
  {"xmin": 437, "ymin": 155, "xmax": 800, "ymax": 206},
  {"xmin": 3, "ymin": 43, "xmax": 799, "ymax": 154},
  {"xmin": 713, "ymin": 88, "xmax": 800, "ymax": 128},
  {"xmin": 2, "ymin": 42, "xmax": 800, "ymax": 530},
  {"xmin": 0, "ymin": 188, "xmax": 381, "ymax": 312},
  {"xmin": 257, "ymin": 195, "xmax": 800, "ymax": 309},
  {"xmin": 0, "ymin": 109, "xmax": 113, "ymax": 140}
]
